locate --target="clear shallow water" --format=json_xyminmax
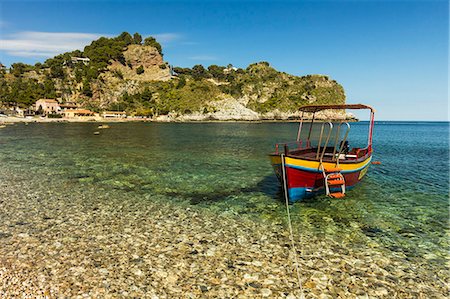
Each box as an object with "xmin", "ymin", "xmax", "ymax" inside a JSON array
[{"xmin": 0, "ymin": 122, "xmax": 448, "ymax": 285}]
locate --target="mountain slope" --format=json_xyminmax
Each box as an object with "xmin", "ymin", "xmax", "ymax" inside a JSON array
[{"xmin": 0, "ymin": 32, "xmax": 347, "ymax": 120}]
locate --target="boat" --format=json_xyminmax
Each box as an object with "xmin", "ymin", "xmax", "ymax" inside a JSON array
[{"xmin": 269, "ymin": 104, "xmax": 375, "ymax": 203}]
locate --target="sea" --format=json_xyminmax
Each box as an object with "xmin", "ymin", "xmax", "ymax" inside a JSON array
[{"xmin": 0, "ymin": 121, "xmax": 448, "ymax": 297}]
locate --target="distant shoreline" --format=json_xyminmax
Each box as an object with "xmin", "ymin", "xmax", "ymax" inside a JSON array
[{"xmin": 0, "ymin": 116, "xmax": 358, "ymax": 124}]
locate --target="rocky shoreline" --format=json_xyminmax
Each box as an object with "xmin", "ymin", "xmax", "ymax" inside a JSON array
[{"xmin": 0, "ymin": 110, "xmax": 356, "ymax": 124}]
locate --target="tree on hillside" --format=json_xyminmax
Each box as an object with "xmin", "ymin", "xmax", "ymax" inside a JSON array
[
  {"xmin": 172, "ymin": 67, "xmax": 192, "ymax": 76},
  {"xmin": 34, "ymin": 62, "xmax": 43, "ymax": 70},
  {"xmin": 192, "ymin": 65, "xmax": 209, "ymax": 81},
  {"xmin": 10, "ymin": 63, "xmax": 33, "ymax": 77},
  {"xmin": 208, "ymin": 65, "xmax": 226, "ymax": 80},
  {"xmin": 143, "ymin": 37, "xmax": 162, "ymax": 55},
  {"xmin": 43, "ymin": 79, "xmax": 57, "ymax": 98},
  {"xmin": 84, "ymin": 36, "xmax": 127, "ymax": 71},
  {"xmin": 133, "ymin": 32, "xmax": 142, "ymax": 44},
  {"xmin": 116, "ymin": 32, "xmax": 134, "ymax": 46},
  {"xmin": 82, "ymin": 79, "xmax": 93, "ymax": 97},
  {"xmin": 44, "ymin": 52, "xmax": 73, "ymax": 69},
  {"xmin": 50, "ymin": 64, "xmax": 65, "ymax": 79},
  {"xmin": 0, "ymin": 80, "xmax": 8, "ymax": 102}
]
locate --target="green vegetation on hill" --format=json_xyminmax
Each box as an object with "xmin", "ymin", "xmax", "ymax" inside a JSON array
[
  {"xmin": 113, "ymin": 79, "xmax": 221, "ymax": 116},
  {"xmin": 0, "ymin": 32, "xmax": 345, "ymax": 118}
]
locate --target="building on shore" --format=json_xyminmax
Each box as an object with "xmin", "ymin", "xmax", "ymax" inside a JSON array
[
  {"xmin": 102, "ymin": 111, "xmax": 127, "ymax": 118},
  {"xmin": 62, "ymin": 109, "xmax": 95, "ymax": 118},
  {"xmin": 13, "ymin": 107, "xmax": 24, "ymax": 117},
  {"xmin": 59, "ymin": 102, "xmax": 79, "ymax": 110},
  {"xmin": 35, "ymin": 99, "xmax": 60, "ymax": 115},
  {"xmin": 0, "ymin": 103, "xmax": 25, "ymax": 117}
]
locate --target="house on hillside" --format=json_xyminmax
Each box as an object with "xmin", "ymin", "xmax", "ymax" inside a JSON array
[
  {"xmin": 169, "ymin": 65, "xmax": 178, "ymax": 77},
  {"xmin": 35, "ymin": 99, "xmax": 60, "ymax": 115},
  {"xmin": 62, "ymin": 109, "xmax": 95, "ymax": 118},
  {"xmin": 60, "ymin": 102, "xmax": 79, "ymax": 110},
  {"xmin": 223, "ymin": 65, "xmax": 238, "ymax": 74},
  {"xmin": 102, "ymin": 111, "xmax": 127, "ymax": 119},
  {"xmin": 63, "ymin": 57, "xmax": 90, "ymax": 67},
  {"xmin": 71, "ymin": 57, "xmax": 90, "ymax": 65}
]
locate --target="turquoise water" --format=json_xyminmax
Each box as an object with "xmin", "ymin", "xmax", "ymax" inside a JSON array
[{"xmin": 0, "ymin": 121, "xmax": 448, "ymax": 292}]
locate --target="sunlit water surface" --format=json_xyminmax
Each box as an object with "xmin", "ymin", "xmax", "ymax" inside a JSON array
[{"xmin": 0, "ymin": 121, "xmax": 448, "ymax": 280}]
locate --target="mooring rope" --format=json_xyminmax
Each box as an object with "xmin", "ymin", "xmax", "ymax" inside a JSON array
[{"xmin": 281, "ymin": 154, "xmax": 305, "ymax": 298}]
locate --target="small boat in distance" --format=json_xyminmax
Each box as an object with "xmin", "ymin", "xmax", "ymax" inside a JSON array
[{"xmin": 269, "ymin": 104, "xmax": 375, "ymax": 203}]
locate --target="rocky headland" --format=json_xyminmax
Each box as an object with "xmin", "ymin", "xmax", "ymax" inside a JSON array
[{"xmin": 0, "ymin": 32, "xmax": 349, "ymax": 122}]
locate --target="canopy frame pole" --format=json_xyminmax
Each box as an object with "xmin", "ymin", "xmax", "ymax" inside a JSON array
[
  {"xmin": 368, "ymin": 111, "xmax": 375, "ymax": 152},
  {"xmin": 316, "ymin": 123, "xmax": 325, "ymax": 160},
  {"xmin": 307, "ymin": 112, "xmax": 316, "ymax": 144},
  {"xmin": 296, "ymin": 111, "xmax": 305, "ymax": 142}
]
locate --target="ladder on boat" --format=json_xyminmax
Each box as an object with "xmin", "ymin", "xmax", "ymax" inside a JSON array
[
  {"xmin": 315, "ymin": 122, "xmax": 348, "ymax": 199},
  {"xmin": 323, "ymin": 168, "xmax": 346, "ymax": 198}
]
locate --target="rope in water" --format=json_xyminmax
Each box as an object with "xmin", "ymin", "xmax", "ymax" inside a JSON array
[{"xmin": 280, "ymin": 154, "xmax": 305, "ymax": 297}]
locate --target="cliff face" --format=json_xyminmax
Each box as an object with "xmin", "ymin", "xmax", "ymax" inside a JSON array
[
  {"xmin": 0, "ymin": 33, "xmax": 348, "ymax": 120},
  {"xmin": 178, "ymin": 63, "xmax": 347, "ymax": 121},
  {"xmin": 89, "ymin": 45, "xmax": 171, "ymax": 109},
  {"xmin": 108, "ymin": 45, "xmax": 171, "ymax": 82}
]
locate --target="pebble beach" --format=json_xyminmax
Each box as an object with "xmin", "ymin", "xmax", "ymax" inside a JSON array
[{"xmin": 1, "ymin": 172, "xmax": 447, "ymax": 298}]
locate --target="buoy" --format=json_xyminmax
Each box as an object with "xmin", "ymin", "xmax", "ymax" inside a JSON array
[
  {"xmin": 371, "ymin": 161, "xmax": 381, "ymax": 165},
  {"xmin": 94, "ymin": 131, "xmax": 100, "ymax": 135}
]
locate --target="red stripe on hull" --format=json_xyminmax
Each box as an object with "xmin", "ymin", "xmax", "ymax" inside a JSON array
[
  {"xmin": 286, "ymin": 166, "xmax": 321, "ymax": 188},
  {"xmin": 285, "ymin": 166, "xmax": 368, "ymax": 189}
]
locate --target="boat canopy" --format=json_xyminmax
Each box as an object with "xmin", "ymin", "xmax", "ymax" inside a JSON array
[
  {"xmin": 299, "ymin": 104, "xmax": 375, "ymax": 113},
  {"xmin": 295, "ymin": 103, "xmax": 375, "ymax": 157}
]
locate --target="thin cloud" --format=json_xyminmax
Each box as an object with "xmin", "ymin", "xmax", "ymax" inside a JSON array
[
  {"xmin": 151, "ymin": 33, "xmax": 182, "ymax": 43},
  {"xmin": 6, "ymin": 51, "xmax": 57, "ymax": 57},
  {"xmin": 188, "ymin": 55, "xmax": 218, "ymax": 61},
  {"xmin": 0, "ymin": 31, "xmax": 104, "ymax": 58}
]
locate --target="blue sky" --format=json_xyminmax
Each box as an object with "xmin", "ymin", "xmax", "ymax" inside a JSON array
[{"xmin": 0, "ymin": 0, "xmax": 448, "ymax": 120}]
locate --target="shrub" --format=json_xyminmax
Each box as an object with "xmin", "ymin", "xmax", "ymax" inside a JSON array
[
  {"xmin": 133, "ymin": 33, "xmax": 143, "ymax": 44},
  {"xmin": 113, "ymin": 70, "xmax": 124, "ymax": 79},
  {"xmin": 48, "ymin": 113, "xmax": 62, "ymax": 118},
  {"xmin": 136, "ymin": 65, "xmax": 144, "ymax": 75},
  {"xmin": 143, "ymin": 37, "xmax": 163, "ymax": 54},
  {"xmin": 176, "ymin": 76, "xmax": 186, "ymax": 89}
]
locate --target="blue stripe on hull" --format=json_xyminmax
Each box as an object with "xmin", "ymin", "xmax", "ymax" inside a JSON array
[{"xmin": 288, "ymin": 185, "xmax": 356, "ymax": 203}]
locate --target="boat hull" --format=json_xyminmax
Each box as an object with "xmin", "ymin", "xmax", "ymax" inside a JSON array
[{"xmin": 270, "ymin": 155, "xmax": 371, "ymax": 202}]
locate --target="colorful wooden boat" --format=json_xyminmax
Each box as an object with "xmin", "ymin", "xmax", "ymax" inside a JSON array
[{"xmin": 269, "ymin": 104, "xmax": 375, "ymax": 202}]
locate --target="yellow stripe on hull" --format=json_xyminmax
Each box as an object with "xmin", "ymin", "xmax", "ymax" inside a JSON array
[{"xmin": 270, "ymin": 155, "xmax": 372, "ymax": 173}]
